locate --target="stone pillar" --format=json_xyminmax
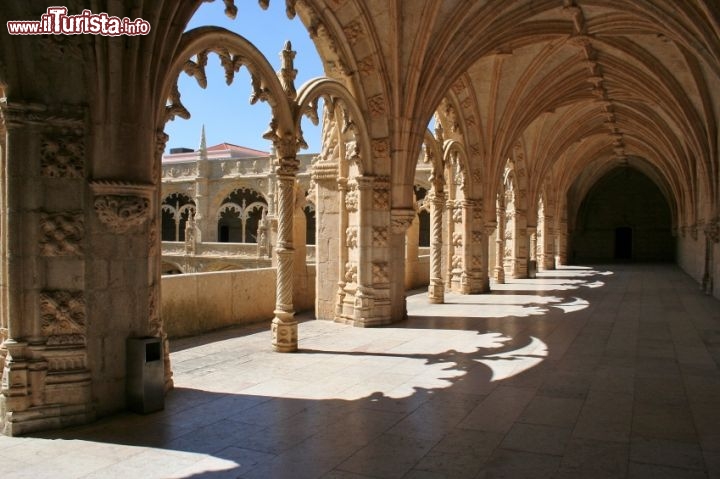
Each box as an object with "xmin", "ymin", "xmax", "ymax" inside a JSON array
[
  {"xmin": 445, "ymin": 198, "xmax": 456, "ymax": 290},
  {"xmin": 555, "ymin": 218, "xmax": 569, "ymax": 266},
  {"xmin": 495, "ymin": 205, "xmax": 506, "ymax": 284},
  {"xmin": 311, "ymin": 162, "xmax": 340, "ymax": 320},
  {"xmin": 702, "ymin": 220, "xmax": 718, "ymax": 294},
  {"xmin": 428, "ymin": 193, "xmax": 445, "ymax": 303},
  {"xmin": 528, "ymin": 227, "xmax": 537, "ymax": 279},
  {"xmin": 0, "ymin": 99, "xmax": 99, "ymax": 435},
  {"xmin": 271, "ymin": 141, "xmax": 299, "ymax": 353},
  {"xmin": 460, "ymin": 200, "xmax": 488, "ymax": 293},
  {"xmin": 539, "ymin": 217, "xmax": 555, "ymax": 270},
  {"xmin": 404, "ymin": 214, "xmax": 420, "ymax": 289},
  {"xmin": 390, "ymin": 208, "xmax": 416, "ymax": 320},
  {"xmin": 513, "ymin": 210, "xmax": 529, "ymax": 279}
]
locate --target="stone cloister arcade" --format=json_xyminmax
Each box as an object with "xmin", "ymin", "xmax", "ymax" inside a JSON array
[{"xmin": 0, "ymin": 0, "xmax": 718, "ymax": 436}]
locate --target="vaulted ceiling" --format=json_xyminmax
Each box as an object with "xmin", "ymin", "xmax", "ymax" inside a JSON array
[{"xmin": 293, "ymin": 0, "xmax": 720, "ymax": 223}]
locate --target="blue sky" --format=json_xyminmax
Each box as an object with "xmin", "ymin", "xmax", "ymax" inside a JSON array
[{"xmin": 164, "ymin": 2, "xmax": 324, "ymax": 154}]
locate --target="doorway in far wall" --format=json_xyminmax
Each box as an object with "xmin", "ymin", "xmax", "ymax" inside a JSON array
[{"xmin": 615, "ymin": 226, "xmax": 632, "ymax": 260}]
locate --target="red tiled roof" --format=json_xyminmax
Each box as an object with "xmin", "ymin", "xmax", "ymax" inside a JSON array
[{"xmin": 206, "ymin": 143, "xmax": 269, "ymax": 156}]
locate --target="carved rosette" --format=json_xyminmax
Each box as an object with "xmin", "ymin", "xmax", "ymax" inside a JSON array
[
  {"xmin": 39, "ymin": 291, "xmax": 86, "ymax": 346},
  {"xmin": 39, "ymin": 211, "xmax": 84, "ymax": 256},
  {"xmin": 90, "ymin": 181, "xmax": 154, "ymax": 234}
]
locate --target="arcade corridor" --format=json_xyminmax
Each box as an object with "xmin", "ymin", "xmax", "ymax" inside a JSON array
[{"xmin": 5, "ymin": 263, "xmax": 719, "ymax": 479}]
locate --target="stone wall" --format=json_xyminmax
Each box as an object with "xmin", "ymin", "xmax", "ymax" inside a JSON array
[{"xmin": 162, "ymin": 265, "xmax": 315, "ymax": 338}]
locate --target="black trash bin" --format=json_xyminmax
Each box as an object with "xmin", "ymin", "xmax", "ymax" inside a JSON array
[{"xmin": 126, "ymin": 337, "xmax": 165, "ymax": 414}]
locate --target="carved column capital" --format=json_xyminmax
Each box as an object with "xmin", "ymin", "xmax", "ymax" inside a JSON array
[
  {"xmin": 0, "ymin": 98, "xmax": 84, "ymax": 130},
  {"xmin": 390, "ymin": 208, "xmax": 416, "ymax": 234},
  {"xmin": 90, "ymin": 181, "xmax": 154, "ymax": 234}
]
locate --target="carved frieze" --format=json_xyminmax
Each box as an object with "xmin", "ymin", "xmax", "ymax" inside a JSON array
[
  {"xmin": 90, "ymin": 181, "xmax": 154, "ymax": 234},
  {"xmin": 372, "ymin": 262, "xmax": 389, "ymax": 284},
  {"xmin": 346, "ymin": 227, "xmax": 358, "ymax": 248},
  {"xmin": 39, "ymin": 291, "xmax": 86, "ymax": 346},
  {"xmin": 451, "ymin": 255, "xmax": 462, "ymax": 269},
  {"xmin": 344, "ymin": 262, "xmax": 358, "ymax": 283},
  {"xmin": 343, "ymin": 21, "xmax": 365, "ymax": 46},
  {"xmin": 357, "ymin": 56, "xmax": 376, "ymax": 76},
  {"xmin": 94, "ymin": 195, "xmax": 150, "ymax": 234},
  {"xmin": 345, "ymin": 188, "xmax": 359, "ymax": 212},
  {"xmin": 41, "ymin": 130, "xmax": 85, "ymax": 178},
  {"xmin": 367, "ymin": 94, "xmax": 387, "ymax": 118},
  {"xmin": 372, "ymin": 227, "xmax": 388, "ymax": 247},
  {"xmin": 373, "ymin": 188, "xmax": 390, "ymax": 211},
  {"xmin": 452, "ymin": 232, "xmax": 463, "ymax": 247},
  {"xmin": 39, "ymin": 211, "xmax": 84, "ymax": 256}
]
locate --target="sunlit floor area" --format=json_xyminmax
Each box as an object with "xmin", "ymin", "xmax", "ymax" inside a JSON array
[{"xmin": 3, "ymin": 264, "xmax": 720, "ymax": 478}]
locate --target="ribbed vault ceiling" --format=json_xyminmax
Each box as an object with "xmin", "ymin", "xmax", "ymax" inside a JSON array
[{"xmin": 290, "ymin": 0, "xmax": 719, "ymax": 224}]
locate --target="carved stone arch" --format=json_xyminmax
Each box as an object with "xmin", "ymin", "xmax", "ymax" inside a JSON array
[
  {"xmin": 423, "ymin": 128, "xmax": 444, "ymax": 190},
  {"xmin": 210, "ymin": 185, "xmax": 267, "ymax": 217},
  {"xmin": 158, "ymin": 26, "xmax": 295, "ymax": 146},
  {"xmin": 443, "ymin": 139, "xmax": 471, "ymax": 199},
  {"xmin": 217, "ymin": 201, "xmax": 244, "ymax": 220},
  {"xmin": 295, "ymin": 77, "xmax": 372, "ymax": 176}
]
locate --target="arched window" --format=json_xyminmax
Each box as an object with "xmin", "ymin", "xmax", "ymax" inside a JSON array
[
  {"xmin": 415, "ymin": 186, "xmax": 430, "ymax": 247},
  {"xmin": 161, "ymin": 193, "xmax": 195, "ymax": 241},
  {"xmin": 217, "ymin": 188, "xmax": 267, "ymax": 243}
]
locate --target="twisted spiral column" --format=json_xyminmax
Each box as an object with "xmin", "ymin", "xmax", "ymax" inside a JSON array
[
  {"xmin": 271, "ymin": 150, "xmax": 299, "ymax": 352},
  {"xmin": 495, "ymin": 206, "xmax": 506, "ymax": 284},
  {"xmin": 428, "ymin": 193, "xmax": 445, "ymax": 303}
]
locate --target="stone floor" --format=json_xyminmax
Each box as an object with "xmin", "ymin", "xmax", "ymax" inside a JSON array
[{"xmin": 3, "ymin": 264, "xmax": 720, "ymax": 478}]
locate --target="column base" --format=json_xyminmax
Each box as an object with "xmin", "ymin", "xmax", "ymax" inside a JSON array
[{"xmin": 271, "ymin": 315, "xmax": 298, "ymax": 353}]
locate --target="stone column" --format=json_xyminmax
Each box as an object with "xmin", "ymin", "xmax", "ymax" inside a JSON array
[
  {"xmin": 271, "ymin": 140, "xmax": 299, "ymax": 353},
  {"xmin": 702, "ymin": 221, "xmax": 718, "ymax": 295},
  {"xmin": 311, "ymin": 162, "xmax": 340, "ymax": 320},
  {"xmin": 428, "ymin": 192, "xmax": 445, "ymax": 303},
  {"xmin": 459, "ymin": 200, "xmax": 487, "ymax": 293},
  {"xmin": 555, "ymin": 218, "xmax": 568, "ymax": 266},
  {"xmin": 390, "ymin": 208, "xmax": 416, "ymax": 320},
  {"xmin": 445, "ymin": 198, "xmax": 456, "ymax": 290},
  {"xmin": 528, "ymin": 227, "xmax": 537, "ymax": 278},
  {"xmin": 495, "ymin": 205, "xmax": 506, "ymax": 284},
  {"xmin": 404, "ymin": 214, "xmax": 420, "ymax": 289}
]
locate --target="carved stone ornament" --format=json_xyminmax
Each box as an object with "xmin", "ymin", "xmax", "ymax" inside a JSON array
[
  {"xmin": 41, "ymin": 130, "xmax": 85, "ymax": 178},
  {"xmin": 90, "ymin": 181, "xmax": 154, "ymax": 234},
  {"xmin": 391, "ymin": 209, "xmax": 416, "ymax": 234},
  {"xmin": 372, "ymin": 262, "xmax": 389, "ymax": 284},
  {"xmin": 39, "ymin": 211, "xmax": 84, "ymax": 256},
  {"xmin": 39, "ymin": 291, "xmax": 86, "ymax": 346},
  {"xmin": 345, "ymin": 188, "xmax": 359, "ymax": 212},
  {"xmin": 346, "ymin": 227, "xmax": 358, "ymax": 248},
  {"xmin": 372, "ymin": 227, "xmax": 388, "ymax": 246}
]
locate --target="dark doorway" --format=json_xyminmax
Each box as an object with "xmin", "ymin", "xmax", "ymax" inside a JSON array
[
  {"xmin": 219, "ymin": 225, "xmax": 230, "ymax": 242},
  {"xmin": 615, "ymin": 227, "xmax": 632, "ymax": 260}
]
